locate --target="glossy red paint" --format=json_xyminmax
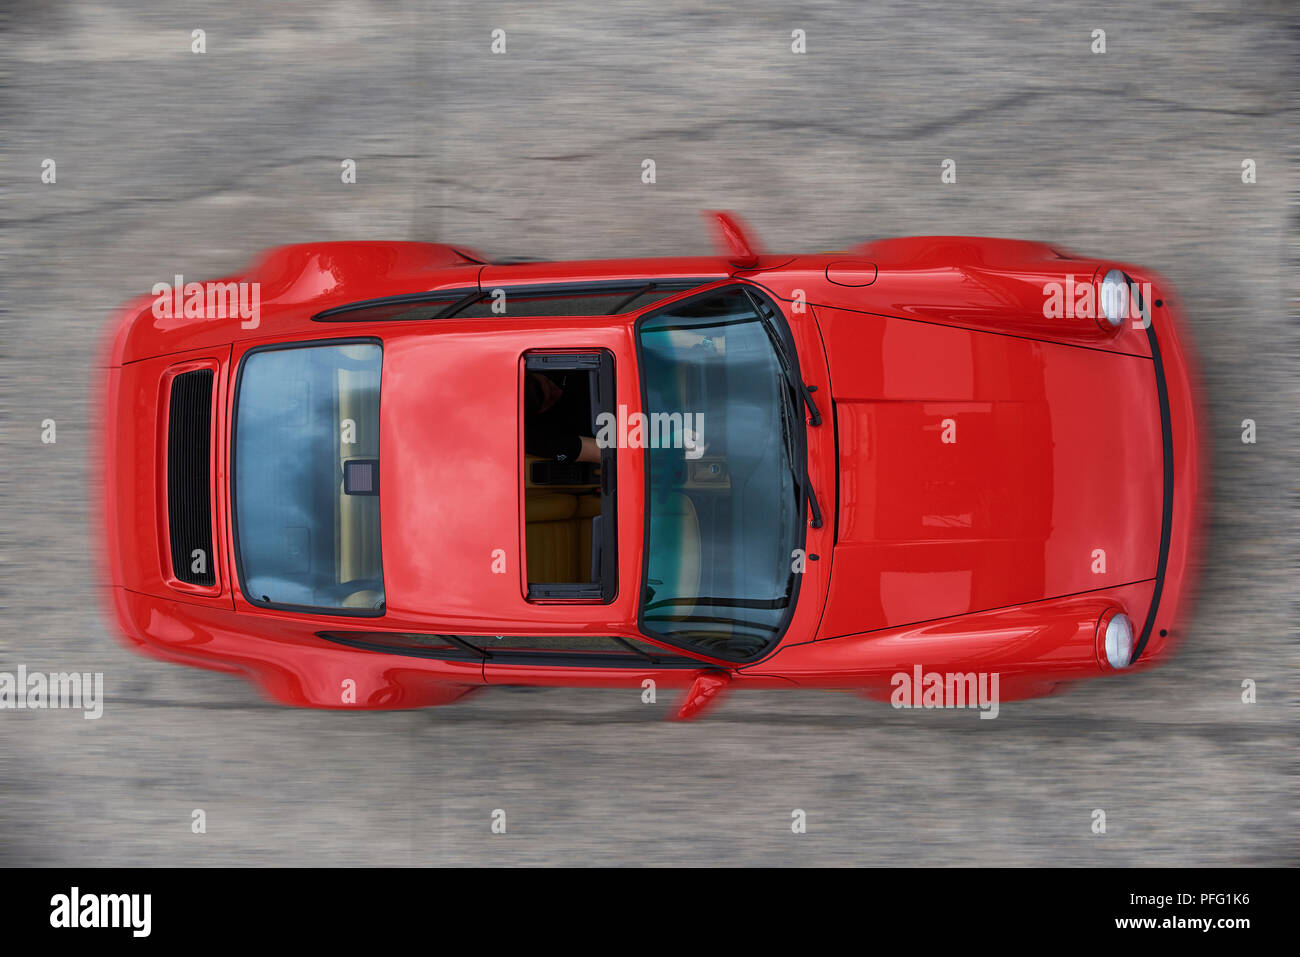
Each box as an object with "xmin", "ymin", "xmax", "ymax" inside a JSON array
[
  {"xmin": 97, "ymin": 218, "xmax": 1203, "ymax": 716},
  {"xmin": 705, "ymin": 210, "xmax": 763, "ymax": 269},
  {"xmin": 812, "ymin": 302, "xmax": 1163, "ymax": 638},
  {"xmin": 672, "ymin": 671, "xmax": 733, "ymax": 721}
]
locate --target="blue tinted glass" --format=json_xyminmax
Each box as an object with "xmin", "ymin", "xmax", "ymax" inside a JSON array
[
  {"xmin": 638, "ymin": 291, "xmax": 801, "ymax": 659},
  {"xmin": 235, "ymin": 343, "xmax": 384, "ymax": 612}
]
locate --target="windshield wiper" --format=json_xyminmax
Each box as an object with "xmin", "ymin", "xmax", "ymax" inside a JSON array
[
  {"xmin": 742, "ymin": 289, "xmax": 821, "ymax": 426},
  {"xmin": 806, "ymin": 475, "xmax": 824, "ymax": 529},
  {"xmin": 739, "ymin": 287, "xmax": 827, "ymax": 531},
  {"xmin": 801, "ymin": 383, "xmax": 823, "ymax": 426}
]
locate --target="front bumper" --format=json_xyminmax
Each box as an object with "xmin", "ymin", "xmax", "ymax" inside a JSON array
[{"xmin": 1120, "ymin": 268, "xmax": 1206, "ymax": 666}]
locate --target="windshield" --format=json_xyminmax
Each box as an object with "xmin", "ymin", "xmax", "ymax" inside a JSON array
[
  {"xmin": 233, "ymin": 341, "xmax": 385, "ymax": 613},
  {"xmin": 637, "ymin": 287, "xmax": 804, "ymax": 660}
]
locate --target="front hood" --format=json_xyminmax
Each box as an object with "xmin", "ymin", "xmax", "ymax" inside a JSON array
[{"xmin": 815, "ymin": 305, "xmax": 1164, "ymax": 638}]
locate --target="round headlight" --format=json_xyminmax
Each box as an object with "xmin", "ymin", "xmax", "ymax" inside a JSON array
[
  {"xmin": 1102, "ymin": 612, "xmax": 1135, "ymax": 669},
  {"xmin": 1099, "ymin": 269, "xmax": 1129, "ymax": 328}
]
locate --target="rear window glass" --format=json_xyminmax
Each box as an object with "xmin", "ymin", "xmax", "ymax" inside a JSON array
[{"xmin": 233, "ymin": 342, "xmax": 384, "ymax": 614}]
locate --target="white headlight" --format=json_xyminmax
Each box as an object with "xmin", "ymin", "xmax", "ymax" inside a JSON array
[
  {"xmin": 1100, "ymin": 269, "xmax": 1129, "ymax": 327},
  {"xmin": 1104, "ymin": 613, "xmax": 1135, "ymax": 668}
]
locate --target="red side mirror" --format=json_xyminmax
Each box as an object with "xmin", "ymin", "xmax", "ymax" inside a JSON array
[
  {"xmin": 670, "ymin": 670, "xmax": 732, "ymax": 721},
  {"xmin": 704, "ymin": 210, "xmax": 762, "ymax": 269}
]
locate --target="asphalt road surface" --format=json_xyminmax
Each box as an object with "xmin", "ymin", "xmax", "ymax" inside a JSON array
[{"xmin": 2, "ymin": 0, "xmax": 1295, "ymax": 866}]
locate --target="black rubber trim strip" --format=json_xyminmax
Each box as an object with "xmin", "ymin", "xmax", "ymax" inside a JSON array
[
  {"xmin": 522, "ymin": 349, "xmax": 618, "ymax": 603},
  {"xmin": 479, "ymin": 278, "xmax": 713, "ymax": 297},
  {"xmin": 316, "ymin": 631, "xmax": 482, "ymax": 661},
  {"xmin": 312, "ymin": 289, "xmax": 472, "ymax": 322},
  {"xmin": 312, "ymin": 277, "xmax": 724, "ymax": 322},
  {"xmin": 1131, "ymin": 311, "xmax": 1175, "ymax": 664},
  {"xmin": 435, "ymin": 288, "xmax": 487, "ymax": 320},
  {"xmin": 314, "ymin": 631, "xmax": 704, "ymax": 668}
]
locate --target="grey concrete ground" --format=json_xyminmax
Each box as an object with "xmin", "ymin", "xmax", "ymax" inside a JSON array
[{"xmin": 1, "ymin": 1, "xmax": 1295, "ymax": 865}]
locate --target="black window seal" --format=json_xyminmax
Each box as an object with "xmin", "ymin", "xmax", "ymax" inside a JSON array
[
  {"xmin": 312, "ymin": 289, "xmax": 476, "ymax": 322},
  {"xmin": 483, "ymin": 278, "xmax": 717, "ymax": 300},
  {"xmin": 483, "ymin": 651, "xmax": 703, "ymax": 669},
  {"xmin": 311, "ymin": 277, "xmax": 725, "ymax": 323},
  {"xmin": 611, "ymin": 282, "xmax": 659, "ymax": 313},
  {"xmin": 523, "ymin": 349, "xmax": 618, "ymax": 604},
  {"xmin": 315, "ymin": 631, "xmax": 705, "ymax": 668},
  {"xmin": 316, "ymin": 631, "xmax": 481, "ymax": 661},
  {"xmin": 435, "ymin": 288, "xmax": 488, "ymax": 320}
]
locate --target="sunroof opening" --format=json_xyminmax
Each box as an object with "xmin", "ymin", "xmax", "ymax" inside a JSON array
[{"xmin": 522, "ymin": 351, "xmax": 617, "ymax": 602}]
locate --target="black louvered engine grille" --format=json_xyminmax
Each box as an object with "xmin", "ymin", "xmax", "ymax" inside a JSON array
[{"xmin": 167, "ymin": 369, "xmax": 216, "ymax": 586}]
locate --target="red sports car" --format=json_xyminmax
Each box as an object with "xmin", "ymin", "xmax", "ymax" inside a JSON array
[{"xmin": 98, "ymin": 213, "xmax": 1203, "ymax": 719}]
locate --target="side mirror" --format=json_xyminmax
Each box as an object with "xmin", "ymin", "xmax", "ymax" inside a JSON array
[
  {"xmin": 704, "ymin": 210, "xmax": 762, "ymax": 270},
  {"xmin": 670, "ymin": 670, "xmax": 732, "ymax": 721}
]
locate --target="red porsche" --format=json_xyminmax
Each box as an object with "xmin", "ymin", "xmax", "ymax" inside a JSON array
[{"xmin": 98, "ymin": 213, "xmax": 1203, "ymax": 719}]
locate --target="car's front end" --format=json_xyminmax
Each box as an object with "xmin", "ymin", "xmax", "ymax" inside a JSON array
[
  {"xmin": 732, "ymin": 240, "xmax": 1205, "ymax": 698},
  {"xmin": 1100, "ymin": 263, "xmax": 1206, "ymax": 671}
]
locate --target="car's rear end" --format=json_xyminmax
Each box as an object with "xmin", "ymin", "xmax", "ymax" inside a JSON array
[
  {"xmin": 96, "ymin": 314, "xmax": 490, "ymax": 704},
  {"xmin": 96, "ymin": 297, "xmax": 238, "ymax": 666},
  {"xmin": 94, "ymin": 241, "xmax": 494, "ymax": 700}
]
